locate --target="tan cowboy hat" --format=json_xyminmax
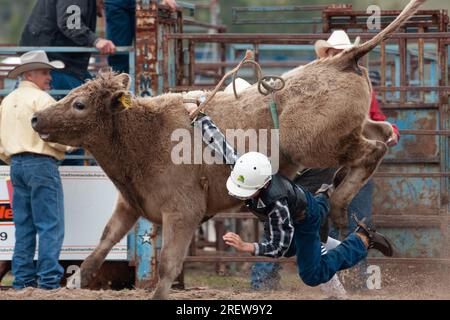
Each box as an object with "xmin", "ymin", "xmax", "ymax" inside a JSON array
[
  {"xmin": 314, "ymin": 30, "xmax": 360, "ymax": 58},
  {"xmin": 7, "ymin": 50, "xmax": 64, "ymax": 79}
]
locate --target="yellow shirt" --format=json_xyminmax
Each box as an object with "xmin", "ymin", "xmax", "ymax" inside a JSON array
[{"xmin": 0, "ymin": 81, "xmax": 71, "ymax": 164}]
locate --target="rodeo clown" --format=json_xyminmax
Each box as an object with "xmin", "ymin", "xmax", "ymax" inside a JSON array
[{"xmin": 184, "ymin": 104, "xmax": 394, "ymax": 287}]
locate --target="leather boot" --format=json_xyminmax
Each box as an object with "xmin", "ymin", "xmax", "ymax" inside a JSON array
[{"xmin": 353, "ymin": 214, "xmax": 394, "ymax": 257}]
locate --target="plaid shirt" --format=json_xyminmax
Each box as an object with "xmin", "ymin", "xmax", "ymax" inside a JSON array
[
  {"xmin": 255, "ymin": 199, "xmax": 295, "ymax": 257},
  {"xmin": 194, "ymin": 115, "xmax": 299, "ymax": 257},
  {"xmin": 193, "ymin": 115, "xmax": 239, "ymax": 165}
]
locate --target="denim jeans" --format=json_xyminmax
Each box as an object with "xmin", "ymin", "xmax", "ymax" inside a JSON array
[
  {"xmin": 50, "ymin": 70, "xmax": 91, "ymax": 166},
  {"xmin": 10, "ymin": 154, "xmax": 65, "ymax": 289},
  {"xmin": 105, "ymin": 0, "xmax": 136, "ymax": 74},
  {"xmin": 294, "ymin": 191, "xmax": 367, "ymax": 286},
  {"xmin": 329, "ymin": 178, "xmax": 374, "ymax": 287}
]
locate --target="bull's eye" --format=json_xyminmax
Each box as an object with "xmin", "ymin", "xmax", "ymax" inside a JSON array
[{"xmin": 73, "ymin": 101, "xmax": 86, "ymax": 111}]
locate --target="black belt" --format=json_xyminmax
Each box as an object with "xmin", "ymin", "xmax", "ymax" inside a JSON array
[{"xmin": 12, "ymin": 152, "xmax": 56, "ymax": 160}]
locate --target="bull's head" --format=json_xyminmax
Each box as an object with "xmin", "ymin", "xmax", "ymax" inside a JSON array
[{"xmin": 32, "ymin": 71, "xmax": 132, "ymax": 147}]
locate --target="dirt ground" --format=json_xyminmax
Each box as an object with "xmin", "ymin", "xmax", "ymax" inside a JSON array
[{"xmin": 1, "ymin": 262, "xmax": 449, "ymax": 300}]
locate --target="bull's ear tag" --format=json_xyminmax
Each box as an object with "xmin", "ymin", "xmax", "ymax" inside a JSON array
[{"xmin": 119, "ymin": 92, "xmax": 132, "ymax": 109}]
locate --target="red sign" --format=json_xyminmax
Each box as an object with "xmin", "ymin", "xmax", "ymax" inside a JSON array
[
  {"xmin": 0, "ymin": 203, "xmax": 13, "ymax": 222},
  {"xmin": 6, "ymin": 177, "xmax": 12, "ymax": 206}
]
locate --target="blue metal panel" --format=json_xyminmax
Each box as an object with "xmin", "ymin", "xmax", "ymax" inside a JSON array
[
  {"xmin": 135, "ymin": 218, "xmax": 155, "ymax": 284},
  {"xmin": 394, "ymin": 55, "xmax": 401, "ymax": 100},
  {"xmin": 373, "ymin": 176, "xmax": 440, "ymax": 211},
  {"xmin": 370, "ymin": 228, "xmax": 443, "ymax": 258},
  {"xmin": 384, "ymin": 109, "xmax": 439, "ymax": 161}
]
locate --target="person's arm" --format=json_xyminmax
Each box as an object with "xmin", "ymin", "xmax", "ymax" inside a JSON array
[
  {"xmin": 370, "ymin": 90, "xmax": 400, "ymax": 146},
  {"xmin": 56, "ymin": 0, "xmax": 98, "ymax": 46},
  {"xmin": 223, "ymin": 199, "xmax": 294, "ymax": 258},
  {"xmin": 161, "ymin": 0, "xmax": 178, "ymax": 11},
  {"xmin": 193, "ymin": 114, "xmax": 239, "ymax": 166},
  {"xmin": 56, "ymin": 0, "xmax": 115, "ymax": 54}
]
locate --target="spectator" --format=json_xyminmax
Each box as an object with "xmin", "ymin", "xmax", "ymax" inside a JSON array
[
  {"xmin": 0, "ymin": 51, "xmax": 73, "ymax": 289},
  {"xmin": 19, "ymin": 0, "xmax": 116, "ymax": 165},
  {"xmin": 103, "ymin": 0, "xmax": 178, "ymax": 73}
]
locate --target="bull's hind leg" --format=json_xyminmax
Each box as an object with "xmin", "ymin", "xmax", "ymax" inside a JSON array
[
  {"xmin": 152, "ymin": 211, "xmax": 202, "ymax": 300},
  {"xmin": 67, "ymin": 194, "xmax": 139, "ymax": 289},
  {"xmin": 329, "ymin": 137, "xmax": 387, "ymax": 233}
]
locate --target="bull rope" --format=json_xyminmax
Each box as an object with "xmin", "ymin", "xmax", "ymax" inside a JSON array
[{"xmin": 188, "ymin": 50, "xmax": 286, "ymax": 130}]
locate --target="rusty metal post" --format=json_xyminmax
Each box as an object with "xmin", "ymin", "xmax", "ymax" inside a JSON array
[
  {"xmin": 214, "ymin": 220, "xmax": 226, "ymax": 274},
  {"xmin": 136, "ymin": 1, "xmax": 160, "ymax": 97},
  {"xmin": 418, "ymin": 27, "xmax": 425, "ymax": 102},
  {"xmin": 380, "ymin": 41, "xmax": 386, "ymax": 103},
  {"xmin": 399, "ymin": 31, "xmax": 407, "ymax": 104},
  {"xmin": 188, "ymin": 41, "xmax": 195, "ymax": 86}
]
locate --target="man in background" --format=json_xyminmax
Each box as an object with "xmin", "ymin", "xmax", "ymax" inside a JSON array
[
  {"xmin": 19, "ymin": 0, "xmax": 116, "ymax": 165},
  {"xmin": 0, "ymin": 51, "xmax": 73, "ymax": 289}
]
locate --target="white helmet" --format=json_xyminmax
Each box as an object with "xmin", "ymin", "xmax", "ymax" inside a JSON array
[{"xmin": 226, "ymin": 152, "xmax": 273, "ymax": 198}]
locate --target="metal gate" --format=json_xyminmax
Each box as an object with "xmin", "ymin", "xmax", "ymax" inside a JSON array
[{"xmin": 157, "ymin": 5, "xmax": 450, "ymax": 268}]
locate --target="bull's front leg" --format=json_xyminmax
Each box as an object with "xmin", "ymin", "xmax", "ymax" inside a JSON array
[
  {"xmin": 152, "ymin": 209, "xmax": 203, "ymax": 300},
  {"xmin": 330, "ymin": 137, "xmax": 387, "ymax": 234},
  {"xmin": 67, "ymin": 193, "xmax": 139, "ymax": 289}
]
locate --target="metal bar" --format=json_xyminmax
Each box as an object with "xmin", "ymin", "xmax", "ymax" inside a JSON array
[
  {"xmin": 380, "ymin": 41, "xmax": 386, "ymax": 103},
  {"xmin": 374, "ymin": 86, "xmax": 450, "ymax": 92},
  {"xmin": 184, "ymin": 255, "xmax": 450, "ymax": 264},
  {"xmin": 234, "ymin": 19, "xmax": 323, "ymax": 25},
  {"xmin": 399, "ymin": 130, "xmax": 450, "ymax": 135},
  {"xmin": 128, "ymin": 47, "xmax": 136, "ymax": 94},
  {"xmin": 219, "ymin": 42, "xmax": 226, "ymax": 79},
  {"xmin": 379, "ymin": 103, "xmax": 441, "ymax": 109},
  {"xmin": 163, "ymin": 34, "xmax": 169, "ymax": 92},
  {"xmin": 195, "ymin": 61, "xmax": 311, "ymax": 68},
  {"xmin": 183, "ymin": 18, "xmax": 227, "ymax": 32},
  {"xmin": 168, "ymin": 85, "xmax": 226, "ymax": 91},
  {"xmin": 418, "ymin": 27, "xmax": 425, "ymax": 103},
  {"xmin": 399, "ymin": 36, "xmax": 407, "ymax": 103},
  {"xmin": 165, "ymin": 32, "xmax": 450, "ymax": 41},
  {"xmin": 232, "ymin": 5, "xmax": 329, "ymax": 13},
  {"xmin": 323, "ymin": 10, "xmax": 443, "ymax": 17},
  {"xmin": 382, "ymin": 158, "xmax": 440, "ymax": 164},
  {"xmin": 212, "ymin": 213, "xmax": 447, "ymax": 227},
  {"xmin": 0, "ymin": 46, "xmax": 133, "ymax": 53},
  {"xmin": 188, "ymin": 41, "xmax": 195, "ymax": 86},
  {"xmin": 375, "ymin": 172, "xmax": 450, "ymax": 177}
]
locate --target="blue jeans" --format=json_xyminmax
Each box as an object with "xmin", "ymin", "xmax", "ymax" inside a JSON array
[
  {"xmin": 105, "ymin": 0, "xmax": 136, "ymax": 74},
  {"xmin": 329, "ymin": 178, "xmax": 374, "ymax": 287},
  {"xmin": 294, "ymin": 191, "xmax": 367, "ymax": 286},
  {"xmin": 10, "ymin": 154, "xmax": 65, "ymax": 289},
  {"xmin": 50, "ymin": 70, "xmax": 91, "ymax": 166}
]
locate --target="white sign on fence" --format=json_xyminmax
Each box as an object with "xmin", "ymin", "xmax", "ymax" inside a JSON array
[{"xmin": 0, "ymin": 166, "xmax": 127, "ymax": 260}]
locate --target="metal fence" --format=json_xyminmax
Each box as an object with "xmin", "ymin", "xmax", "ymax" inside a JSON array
[{"xmin": 156, "ymin": 7, "xmax": 450, "ymax": 270}]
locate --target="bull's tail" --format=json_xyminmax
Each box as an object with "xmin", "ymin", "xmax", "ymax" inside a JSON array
[{"xmin": 345, "ymin": 0, "xmax": 427, "ymax": 62}]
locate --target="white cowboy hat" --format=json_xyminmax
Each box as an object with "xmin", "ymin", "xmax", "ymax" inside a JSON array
[
  {"xmin": 314, "ymin": 30, "xmax": 360, "ymax": 58},
  {"xmin": 7, "ymin": 50, "xmax": 64, "ymax": 79}
]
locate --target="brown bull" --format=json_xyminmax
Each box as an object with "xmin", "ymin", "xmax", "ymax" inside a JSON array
[{"xmin": 31, "ymin": 0, "xmax": 425, "ymax": 299}]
